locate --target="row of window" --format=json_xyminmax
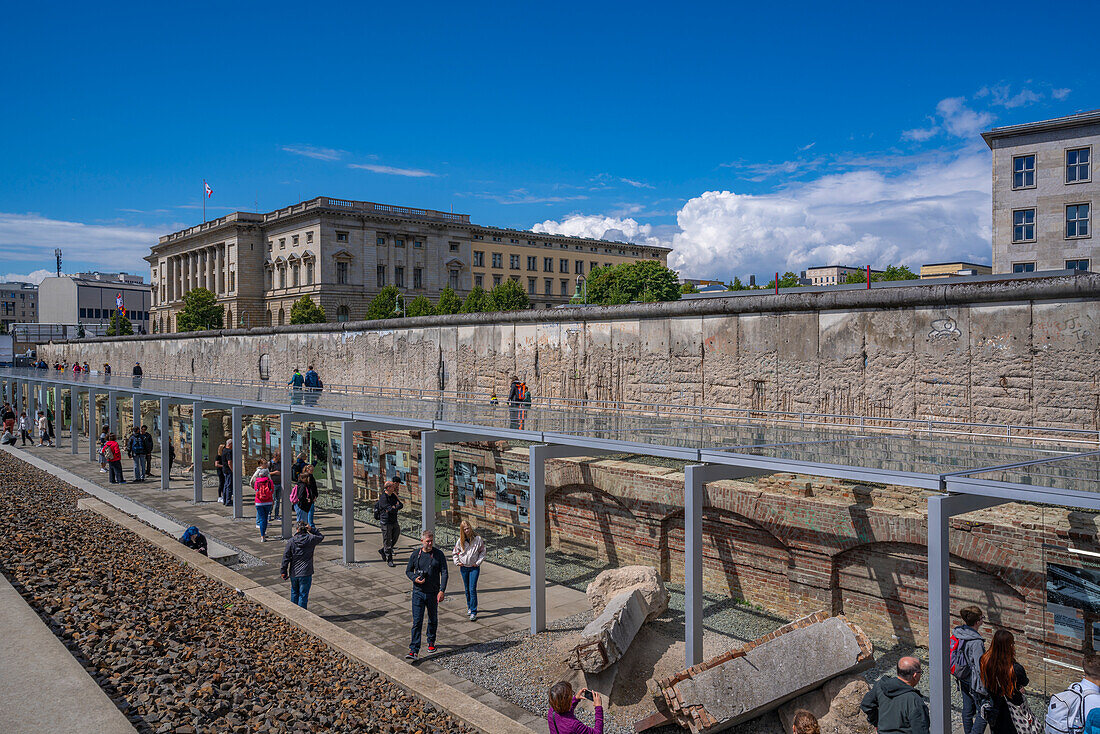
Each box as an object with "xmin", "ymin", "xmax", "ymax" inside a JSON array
[
  {"xmin": 375, "ymin": 266, "xmax": 459, "ymax": 290},
  {"xmin": 270, "ymin": 231, "xmax": 315, "ymax": 250},
  {"xmin": 1011, "ymin": 203, "xmax": 1091, "ymax": 242},
  {"xmin": 472, "ymin": 252, "xmax": 610, "ymax": 274},
  {"xmin": 79, "ymin": 308, "xmax": 149, "ymax": 321},
  {"xmin": 471, "ymin": 273, "xmax": 575, "ymax": 297},
  {"xmin": 1011, "ymin": 259, "xmax": 1090, "ymax": 273},
  {"xmin": 268, "ymin": 262, "xmax": 317, "ymax": 289},
  {"xmin": 1012, "ymin": 147, "xmax": 1091, "ymax": 189},
  {"xmin": 472, "ymin": 232, "xmax": 643, "ymax": 256}
]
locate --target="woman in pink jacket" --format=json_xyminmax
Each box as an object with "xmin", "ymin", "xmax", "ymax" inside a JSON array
[
  {"xmin": 547, "ymin": 681, "xmax": 603, "ymax": 734},
  {"xmin": 253, "ymin": 467, "xmax": 275, "ymax": 542}
]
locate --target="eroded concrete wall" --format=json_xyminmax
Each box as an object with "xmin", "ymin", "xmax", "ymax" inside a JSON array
[{"xmin": 42, "ymin": 275, "xmax": 1100, "ymax": 429}]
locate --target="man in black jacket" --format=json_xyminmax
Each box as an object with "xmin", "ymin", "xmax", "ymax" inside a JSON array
[
  {"xmin": 374, "ymin": 480, "xmax": 404, "ymax": 567},
  {"xmin": 140, "ymin": 426, "xmax": 154, "ymax": 476},
  {"xmin": 860, "ymin": 657, "xmax": 930, "ymax": 734},
  {"xmin": 405, "ymin": 529, "xmax": 447, "ymax": 661}
]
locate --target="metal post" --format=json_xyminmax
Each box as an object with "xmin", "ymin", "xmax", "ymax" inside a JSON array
[
  {"xmin": 88, "ymin": 390, "xmax": 98, "ymax": 462},
  {"xmin": 71, "ymin": 388, "xmax": 80, "ymax": 455},
  {"xmin": 232, "ymin": 407, "xmax": 243, "ymax": 518},
  {"xmin": 52, "ymin": 384, "xmax": 61, "ymax": 447},
  {"xmin": 927, "ymin": 493, "xmax": 1007, "ymax": 734},
  {"xmin": 281, "ymin": 412, "xmax": 292, "ymax": 538},
  {"xmin": 684, "ymin": 464, "xmax": 705, "ymax": 668},
  {"xmin": 420, "ymin": 430, "xmax": 438, "ymax": 536},
  {"xmin": 341, "ymin": 420, "xmax": 356, "ymax": 564},
  {"xmin": 192, "ymin": 402, "xmax": 203, "ymax": 502},
  {"xmin": 132, "ymin": 394, "xmax": 141, "ymax": 433},
  {"xmin": 529, "ymin": 444, "xmax": 547, "ymax": 634},
  {"xmin": 107, "ymin": 391, "xmax": 117, "ymax": 434},
  {"xmin": 28, "ymin": 381, "xmax": 36, "ymax": 422},
  {"xmin": 159, "ymin": 399, "xmax": 170, "ymax": 491}
]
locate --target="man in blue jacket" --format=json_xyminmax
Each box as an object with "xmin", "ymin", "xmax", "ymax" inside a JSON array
[{"xmin": 405, "ymin": 529, "xmax": 448, "ymax": 661}]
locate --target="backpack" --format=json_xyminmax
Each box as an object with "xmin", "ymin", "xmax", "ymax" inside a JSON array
[
  {"xmin": 949, "ymin": 632, "xmax": 972, "ymax": 682},
  {"xmin": 289, "ymin": 482, "xmax": 302, "ymax": 504},
  {"xmin": 1047, "ymin": 682, "xmax": 1100, "ymax": 734}
]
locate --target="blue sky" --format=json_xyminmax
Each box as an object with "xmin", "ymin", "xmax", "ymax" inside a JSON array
[{"xmin": 1, "ymin": 1, "xmax": 1096, "ymax": 284}]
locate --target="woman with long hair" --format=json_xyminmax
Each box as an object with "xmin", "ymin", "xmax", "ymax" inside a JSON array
[
  {"xmin": 452, "ymin": 520, "xmax": 487, "ymax": 621},
  {"xmin": 547, "ymin": 681, "xmax": 602, "ymax": 734},
  {"xmin": 980, "ymin": 629, "xmax": 1030, "ymax": 734}
]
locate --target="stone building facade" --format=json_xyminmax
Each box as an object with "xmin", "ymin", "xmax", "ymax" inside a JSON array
[
  {"xmin": 147, "ymin": 197, "xmax": 671, "ymax": 332},
  {"xmin": 984, "ymin": 110, "xmax": 1100, "ymax": 274}
]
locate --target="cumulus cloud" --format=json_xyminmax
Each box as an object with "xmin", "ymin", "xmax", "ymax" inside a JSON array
[
  {"xmin": 1052, "ymin": 87, "xmax": 1072, "ymax": 100},
  {"xmin": 975, "ymin": 84, "xmax": 1042, "ymax": 109},
  {"xmin": 1, "ymin": 269, "xmax": 55, "ymax": 285},
  {"xmin": 534, "ymin": 147, "xmax": 993, "ymax": 281},
  {"xmin": 935, "ymin": 97, "xmax": 995, "ymax": 138},
  {"xmin": 0, "ymin": 212, "xmax": 157, "ymax": 274},
  {"xmin": 348, "ymin": 163, "xmax": 438, "ymax": 177}
]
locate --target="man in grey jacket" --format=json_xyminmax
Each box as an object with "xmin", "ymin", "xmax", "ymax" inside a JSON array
[
  {"xmin": 280, "ymin": 521, "xmax": 324, "ymax": 609},
  {"xmin": 860, "ymin": 657, "xmax": 930, "ymax": 734}
]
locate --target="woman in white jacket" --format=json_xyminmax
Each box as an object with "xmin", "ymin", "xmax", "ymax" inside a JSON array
[{"xmin": 452, "ymin": 520, "xmax": 486, "ymax": 621}]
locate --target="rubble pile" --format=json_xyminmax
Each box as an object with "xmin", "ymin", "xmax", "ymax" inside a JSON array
[{"xmin": 0, "ymin": 450, "xmax": 475, "ymax": 734}]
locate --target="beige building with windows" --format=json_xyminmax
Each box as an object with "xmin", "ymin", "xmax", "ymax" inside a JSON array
[
  {"xmin": 918, "ymin": 261, "xmax": 992, "ymax": 279},
  {"xmin": 804, "ymin": 265, "xmax": 881, "ymax": 286},
  {"xmin": 0, "ymin": 281, "xmax": 38, "ymax": 333},
  {"xmin": 148, "ymin": 197, "xmax": 671, "ymax": 331},
  {"xmin": 983, "ymin": 110, "xmax": 1099, "ymax": 274}
]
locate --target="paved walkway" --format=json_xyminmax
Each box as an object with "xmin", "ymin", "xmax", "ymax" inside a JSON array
[
  {"xmin": 11, "ymin": 434, "xmax": 590, "ymax": 733},
  {"xmin": 1, "ymin": 573, "xmax": 137, "ymax": 734}
]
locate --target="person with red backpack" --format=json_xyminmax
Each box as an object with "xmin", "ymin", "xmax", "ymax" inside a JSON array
[
  {"xmin": 253, "ymin": 467, "xmax": 275, "ymax": 542},
  {"xmin": 951, "ymin": 606, "xmax": 988, "ymax": 734},
  {"xmin": 103, "ymin": 433, "xmax": 124, "ymax": 484}
]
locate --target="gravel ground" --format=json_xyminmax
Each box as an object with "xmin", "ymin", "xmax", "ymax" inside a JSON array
[{"xmin": 0, "ymin": 449, "xmax": 476, "ymax": 734}]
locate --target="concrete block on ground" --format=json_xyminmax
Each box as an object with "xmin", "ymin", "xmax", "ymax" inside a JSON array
[
  {"xmin": 571, "ymin": 589, "xmax": 647, "ymax": 673},
  {"xmin": 586, "ymin": 565, "xmax": 669, "ymax": 622},
  {"xmin": 652, "ymin": 612, "xmax": 873, "ymax": 734},
  {"xmin": 777, "ymin": 674, "xmax": 873, "ymax": 734}
]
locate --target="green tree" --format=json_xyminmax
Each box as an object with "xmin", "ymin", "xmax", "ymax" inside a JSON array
[
  {"xmin": 726, "ymin": 277, "xmax": 749, "ymax": 291},
  {"xmin": 680, "ymin": 282, "xmax": 699, "ymax": 294},
  {"xmin": 435, "ymin": 287, "xmax": 463, "ymax": 315},
  {"xmin": 176, "ymin": 287, "xmax": 223, "ymax": 332},
  {"xmin": 365, "ymin": 285, "xmax": 399, "ymax": 320},
  {"xmin": 842, "ymin": 264, "xmax": 919, "ymax": 284},
  {"xmin": 765, "ymin": 271, "xmax": 803, "ymax": 290},
  {"xmin": 288, "ymin": 296, "xmax": 326, "ymax": 324},
  {"xmin": 461, "ymin": 285, "xmax": 490, "ymax": 313},
  {"xmin": 406, "ymin": 295, "xmax": 435, "ymax": 317},
  {"xmin": 106, "ymin": 312, "xmax": 133, "ymax": 336},
  {"xmin": 586, "ymin": 260, "xmax": 682, "ymax": 305},
  {"xmin": 488, "ymin": 278, "xmax": 531, "ymax": 311}
]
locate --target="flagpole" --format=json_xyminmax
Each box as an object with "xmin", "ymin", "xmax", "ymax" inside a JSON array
[{"xmin": 202, "ymin": 179, "xmax": 206, "ymax": 222}]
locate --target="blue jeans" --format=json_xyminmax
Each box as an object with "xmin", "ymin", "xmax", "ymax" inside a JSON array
[
  {"xmin": 108, "ymin": 461, "xmax": 124, "ymax": 483},
  {"xmin": 410, "ymin": 588, "xmax": 438, "ymax": 654},
  {"xmin": 256, "ymin": 504, "xmax": 271, "ymax": 537},
  {"xmin": 132, "ymin": 454, "xmax": 146, "ymax": 481},
  {"xmin": 290, "ymin": 575, "xmax": 313, "ymax": 608},
  {"xmin": 959, "ymin": 680, "xmax": 987, "ymax": 734},
  {"xmin": 295, "ymin": 505, "xmax": 315, "ymax": 525},
  {"xmin": 222, "ymin": 473, "xmax": 233, "ymax": 505},
  {"xmin": 272, "ymin": 483, "xmax": 281, "ymax": 517},
  {"xmin": 459, "ymin": 565, "xmax": 480, "ymax": 614}
]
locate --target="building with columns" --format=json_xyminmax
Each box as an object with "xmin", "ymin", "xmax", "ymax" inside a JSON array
[{"xmin": 148, "ymin": 197, "xmax": 672, "ymax": 332}]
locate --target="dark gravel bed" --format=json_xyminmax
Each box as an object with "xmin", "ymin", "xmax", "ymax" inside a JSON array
[{"xmin": 0, "ymin": 449, "xmax": 476, "ymax": 734}]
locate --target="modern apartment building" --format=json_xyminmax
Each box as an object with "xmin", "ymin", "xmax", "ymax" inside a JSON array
[
  {"xmin": 919, "ymin": 261, "xmax": 992, "ymax": 279},
  {"xmin": 38, "ymin": 272, "xmax": 152, "ymax": 333},
  {"xmin": 147, "ymin": 197, "xmax": 672, "ymax": 332},
  {"xmin": 983, "ymin": 110, "xmax": 1099, "ymax": 274},
  {"xmin": 804, "ymin": 265, "xmax": 881, "ymax": 286},
  {"xmin": 0, "ymin": 281, "xmax": 38, "ymax": 332}
]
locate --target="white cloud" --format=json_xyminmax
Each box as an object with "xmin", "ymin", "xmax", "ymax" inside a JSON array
[
  {"xmin": 620, "ymin": 177, "xmax": 655, "ymax": 189},
  {"xmin": 535, "ymin": 147, "xmax": 993, "ymax": 282},
  {"xmin": 0, "ymin": 212, "xmax": 157, "ymax": 274},
  {"xmin": 348, "ymin": 163, "xmax": 438, "ymax": 177},
  {"xmin": 935, "ymin": 97, "xmax": 995, "ymax": 138},
  {"xmin": 901, "ymin": 125, "xmax": 939, "ymax": 142},
  {"xmin": 976, "ymin": 84, "xmax": 1042, "ymax": 109},
  {"xmin": 281, "ymin": 144, "xmax": 346, "ymax": 161},
  {"xmin": 532, "ymin": 213, "xmax": 665, "ymax": 246},
  {"xmin": 1, "ymin": 269, "xmax": 54, "ymax": 285},
  {"xmin": 470, "ymin": 190, "xmax": 588, "ymax": 205},
  {"xmin": 1052, "ymin": 87, "xmax": 1072, "ymax": 100}
]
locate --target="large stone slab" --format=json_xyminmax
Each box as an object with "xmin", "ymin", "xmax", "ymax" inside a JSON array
[
  {"xmin": 587, "ymin": 565, "xmax": 669, "ymax": 622},
  {"xmin": 571, "ymin": 589, "xmax": 648, "ymax": 673},
  {"xmin": 652, "ymin": 612, "xmax": 873, "ymax": 733}
]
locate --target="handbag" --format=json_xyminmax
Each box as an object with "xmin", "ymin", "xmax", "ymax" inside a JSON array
[{"xmin": 1005, "ymin": 695, "xmax": 1042, "ymax": 734}]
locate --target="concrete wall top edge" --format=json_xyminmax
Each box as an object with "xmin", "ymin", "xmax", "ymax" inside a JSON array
[{"xmin": 57, "ymin": 273, "xmax": 1100, "ymax": 345}]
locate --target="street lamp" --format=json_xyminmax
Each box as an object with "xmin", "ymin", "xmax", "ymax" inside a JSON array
[
  {"xmin": 572, "ymin": 275, "xmax": 587, "ymax": 304},
  {"xmin": 394, "ymin": 290, "xmax": 406, "ymax": 317}
]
